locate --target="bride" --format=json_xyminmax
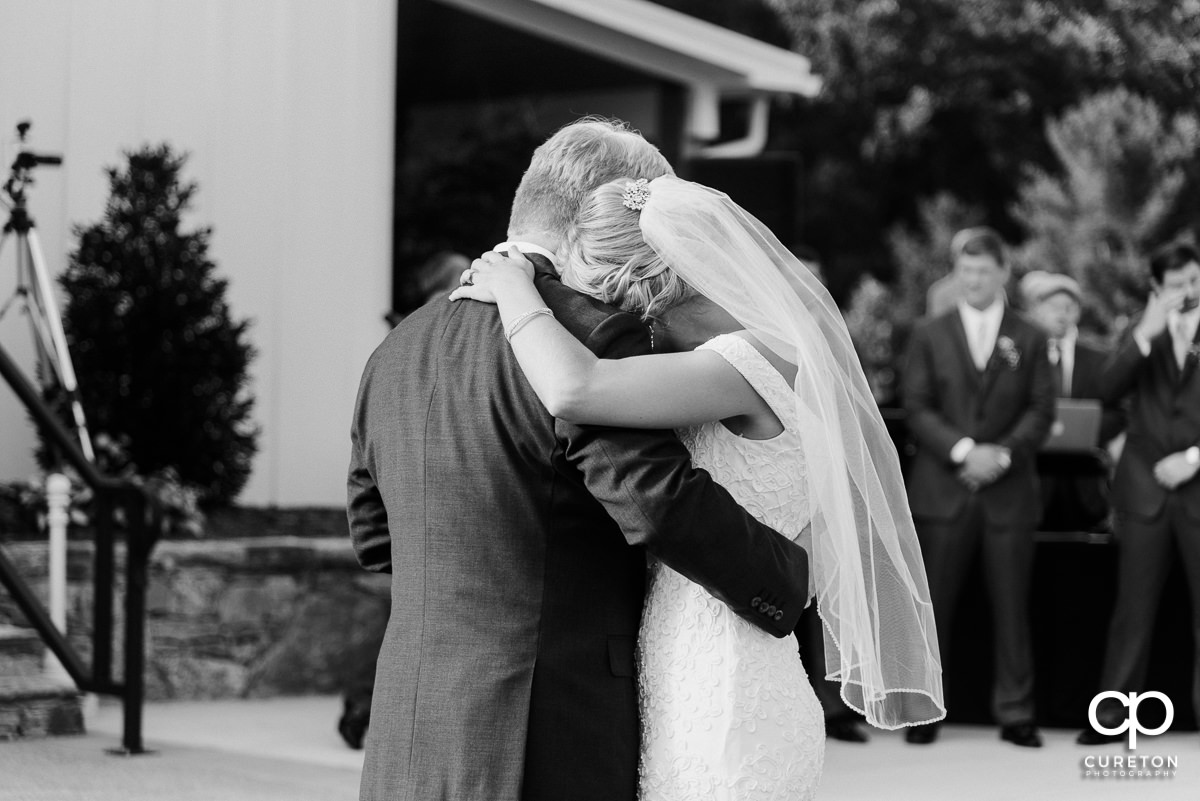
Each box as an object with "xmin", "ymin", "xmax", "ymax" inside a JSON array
[{"xmin": 450, "ymin": 176, "xmax": 944, "ymax": 800}]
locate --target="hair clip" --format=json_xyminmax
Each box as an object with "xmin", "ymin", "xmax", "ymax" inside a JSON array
[{"xmin": 622, "ymin": 178, "xmax": 651, "ymax": 211}]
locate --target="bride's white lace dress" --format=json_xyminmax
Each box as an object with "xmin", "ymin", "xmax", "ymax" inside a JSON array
[{"xmin": 638, "ymin": 334, "xmax": 825, "ymax": 801}]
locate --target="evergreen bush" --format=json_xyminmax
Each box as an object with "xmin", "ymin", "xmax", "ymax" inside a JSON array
[{"xmin": 52, "ymin": 144, "xmax": 257, "ymax": 507}]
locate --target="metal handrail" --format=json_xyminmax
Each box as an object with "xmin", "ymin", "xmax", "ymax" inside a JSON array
[{"xmin": 0, "ymin": 340, "xmax": 158, "ymax": 753}]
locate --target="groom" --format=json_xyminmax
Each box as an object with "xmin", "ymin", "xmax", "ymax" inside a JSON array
[{"xmin": 348, "ymin": 119, "xmax": 811, "ymax": 801}]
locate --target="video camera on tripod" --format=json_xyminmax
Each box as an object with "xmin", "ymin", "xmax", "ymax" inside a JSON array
[
  {"xmin": 4, "ymin": 121, "xmax": 62, "ymax": 212},
  {"xmin": 13, "ymin": 120, "xmax": 62, "ymax": 165},
  {"xmin": 0, "ymin": 119, "xmax": 93, "ymax": 462}
]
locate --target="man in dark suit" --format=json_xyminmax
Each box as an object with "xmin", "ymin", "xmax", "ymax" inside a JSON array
[
  {"xmin": 1079, "ymin": 242, "xmax": 1200, "ymax": 744},
  {"xmin": 1020, "ymin": 271, "xmax": 1124, "ymax": 532},
  {"xmin": 901, "ymin": 227, "xmax": 1055, "ymax": 748},
  {"xmin": 347, "ymin": 119, "xmax": 811, "ymax": 801}
]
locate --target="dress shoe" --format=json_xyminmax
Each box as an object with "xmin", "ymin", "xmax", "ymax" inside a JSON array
[
  {"xmin": 1000, "ymin": 722, "xmax": 1043, "ymax": 748},
  {"xmin": 905, "ymin": 723, "xmax": 939, "ymax": 745},
  {"xmin": 826, "ymin": 715, "xmax": 869, "ymax": 743},
  {"xmin": 1076, "ymin": 728, "xmax": 1123, "ymax": 746}
]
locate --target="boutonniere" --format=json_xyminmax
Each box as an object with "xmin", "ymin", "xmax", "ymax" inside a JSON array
[
  {"xmin": 996, "ymin": 336, "xmax": 1021, "ymax": 370},
  {"xmin": 1189, "ymin": 342, "xmax": 1200, "ymax": 364}
]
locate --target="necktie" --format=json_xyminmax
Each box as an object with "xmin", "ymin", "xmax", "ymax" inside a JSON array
[
  {"xmin": 1048, "ymin": 340, "xmax": 1066, "ymax": 396},
  {"xmin": 975, "ymin": 316, "xmax": 990, "ymax": 371},
  {"xmin": 1173, "ymin": 317, "xmax": 1191, "ymax": 371}
]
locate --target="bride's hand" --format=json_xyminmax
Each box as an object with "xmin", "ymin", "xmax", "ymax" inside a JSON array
[{"xmin": 448, "ymin": 248, "xmax": 536, "ymax": 304}]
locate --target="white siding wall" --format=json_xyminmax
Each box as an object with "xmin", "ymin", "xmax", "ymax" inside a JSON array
[{"xmin": 0, "ymin": 0, "xmax": 396, "ymax": 506}]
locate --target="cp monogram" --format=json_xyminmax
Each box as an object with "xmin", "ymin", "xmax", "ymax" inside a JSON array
[{"xmin": 1088, "ymin": 691, "xmax": 1174, "ymax": 749}]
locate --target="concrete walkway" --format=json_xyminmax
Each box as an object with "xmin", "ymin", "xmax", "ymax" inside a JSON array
[
  {"xmin": 0, "ymin": 695, "xmax": 362, "ymax": 801},
  {"xmin": 0, "ymin": 695, "xmax": 1195, "ymax": 800}
]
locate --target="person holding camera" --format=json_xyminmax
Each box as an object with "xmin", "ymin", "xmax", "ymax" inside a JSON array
[{"xmin": 1080, "ymin": 241, "xmax": 1200, "ymax": 743}]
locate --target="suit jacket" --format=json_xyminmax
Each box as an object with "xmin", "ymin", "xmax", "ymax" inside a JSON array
[
  {"xmin": 1071, "ymin": 341, "xmax": 1125, "ymax": 444},
  {"xmin": 347, "ymin": 259, "xmax": 811, "ymax": 801},
  {"xmin": 1101, "ymin": 323, "xmax": 1200, "ymax": 522},
  {"xmin": 902, "ymin": 306, "xmax": 1056, "ymax": 525},
  {"xmin": 1036, "ymin": 340, "xmax": 1124, "ymax": 530}
]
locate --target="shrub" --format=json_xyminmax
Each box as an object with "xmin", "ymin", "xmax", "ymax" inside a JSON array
[{"xmin": 53, "ymin": 144, "xmax": 257, "ymax": 506}]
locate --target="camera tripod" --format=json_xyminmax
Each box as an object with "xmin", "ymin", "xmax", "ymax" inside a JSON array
[{"xmin": 0, "ymin": 121, "xmax": 94, "ymax": 461}]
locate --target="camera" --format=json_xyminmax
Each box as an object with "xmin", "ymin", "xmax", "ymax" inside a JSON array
[
  {"xmin": 13, "ymin": 150, "xmax": 62, "ymax": 170},
  {"xmin": 11, "ymin": 120, "xmax": 62, "ymax": 172}
]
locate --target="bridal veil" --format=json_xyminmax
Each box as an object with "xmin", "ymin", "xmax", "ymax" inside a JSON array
[{"xmin": 636, "ymin": 176, "xmax": 945, "ymax": 729}]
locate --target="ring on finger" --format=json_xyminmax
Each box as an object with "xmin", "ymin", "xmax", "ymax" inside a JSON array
[{"xmin": 460, "ymin": 267, "xmax": 476, "ymax": 286}]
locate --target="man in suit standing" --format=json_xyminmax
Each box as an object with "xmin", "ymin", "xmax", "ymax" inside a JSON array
[
  {"xmin": 902, "ymin": 227, "xmax": 1055, "ymax": 747},
  {"xmin": 1078, "ymin": 242, "xmax": 1200, "ymax": 744},
  {"xmin": 1020, "ymin": 271, "xmax": 1124, "ymax": 531},
  {"xmin": 348, "ymin": 119, "xmax": 811, "ymax": 801}
]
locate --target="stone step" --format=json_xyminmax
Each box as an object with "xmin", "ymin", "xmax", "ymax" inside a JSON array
[
  {"xmin": 0, "ymin": 624, "xmax": 43, "ymax": 677},
  {"xmin": 0, "ymin": 675, "xmax": 85, "ymax": 740}
]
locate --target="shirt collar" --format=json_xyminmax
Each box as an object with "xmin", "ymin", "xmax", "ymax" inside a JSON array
[
  {"xmin": 957, "ymin": 295, "xmax": 1005, "ymax": 323},
  {"xmin": 494, "ymin": 241, "xmax": 558, "ymax": 267}
]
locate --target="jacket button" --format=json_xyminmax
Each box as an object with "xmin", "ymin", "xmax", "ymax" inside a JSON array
[
  {"xmin": 766, "ymin": 604, "xmax": 777, "ymax": 616},
  {"xmin": 774, "ymin": 610, "xmax": 784, "ymax": 621},
  {"xmin": 751, "ymin": 597, "xmax": 762, "ymax": 609}
]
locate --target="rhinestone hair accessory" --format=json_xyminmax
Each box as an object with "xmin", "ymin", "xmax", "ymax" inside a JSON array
[{"xmin": 622, "ymin": 178, "xmax": 651, "ymax": 211}]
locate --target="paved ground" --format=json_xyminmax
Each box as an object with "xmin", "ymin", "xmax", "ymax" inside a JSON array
[
  {"xmin": 0, "ymin": 695, "xmax": 1195, "ymax": 800},
  {"xmin": 0, "ymin": 695, "xmax": 362, "ymax": 801}
]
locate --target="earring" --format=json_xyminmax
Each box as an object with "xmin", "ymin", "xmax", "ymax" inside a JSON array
[{"xmin": 647, "ymin": 320, "xmax": 656, "ymax": 352}]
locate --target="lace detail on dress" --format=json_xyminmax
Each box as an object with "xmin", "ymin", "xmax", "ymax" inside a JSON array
[{"xmin": 638, "ymin": 333, "xmax": 824, "ymax": 801}]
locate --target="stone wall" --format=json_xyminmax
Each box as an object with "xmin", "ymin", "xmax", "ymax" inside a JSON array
[{"xmin": 0, "ymin": 537, "xmax": 389, "ymax": 700}]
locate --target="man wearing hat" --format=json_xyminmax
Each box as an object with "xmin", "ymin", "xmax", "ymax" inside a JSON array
[{"xmin": 1020, "ymin": 271, "xmax": 1124, "ymax": 531}]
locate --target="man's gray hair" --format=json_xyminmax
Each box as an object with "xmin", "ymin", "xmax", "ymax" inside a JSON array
[{"xmin": 509, "ymin": 117, "xmax": 673, "ymax": 244}]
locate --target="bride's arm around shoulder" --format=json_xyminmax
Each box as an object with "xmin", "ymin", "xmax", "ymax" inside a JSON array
[{"xmin": 451, "ymin": 250, "xmax": 770, "ymax": 429}]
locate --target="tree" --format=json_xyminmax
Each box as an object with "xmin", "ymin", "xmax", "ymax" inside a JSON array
[
  {"xmin": 843, "ymin": 193, "xmax": 985, "ymax": 404},
  {"xmin": 57, "ymin": 145, "xmax": 257, "ymax": 506},
  {"xmin": 1011, "ymin": 88, "xmax": 1200, "ymax": 342},
  {"xmin": 763, "ymin": 0, "xmax": 1200, "ymax": 288}
]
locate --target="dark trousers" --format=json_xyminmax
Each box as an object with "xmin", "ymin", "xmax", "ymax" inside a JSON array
[
  {"xmin": 917, "ymin": 498, "xmax": 1037, "ymax": 725},
  {"xmin": 799, "ymin": 603, "xmax": 856, "ymax": 720},
  {"xmin": 1095, "ymin": 495, "xmax": 1200, "ymax": 726}
]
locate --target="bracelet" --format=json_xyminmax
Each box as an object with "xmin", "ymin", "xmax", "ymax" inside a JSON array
[
  {"xmin": 1187, "ymin": 446, "xmax": 1200, "ymax": 466},
  {"xmin": 505, "ymin": 307, "xmax": 553, "ymax": 341}
]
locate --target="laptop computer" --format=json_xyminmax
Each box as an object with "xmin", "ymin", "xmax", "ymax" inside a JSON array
[{"xmin": 1041, "ymin": 398, "xmax": 1102, "ymax": 452}]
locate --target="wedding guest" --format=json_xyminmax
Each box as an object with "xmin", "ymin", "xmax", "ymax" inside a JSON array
[
  {"xmin": 902, "ymin": 227, "xmax": 1055, "ymax": 748},
  {"xmin": 1019, "ymin": 271, "xmax": 1124, "ymax": 531},
  {"xmin": 926, "ymin": 272, "xmax": 962, "ymax": 317},
  {"xmin": 1079, "ymin": 241, "xmax": 1200, "ymax": 744},
  {"xmin": 384, "ymin": 251, "xmax": 471, "ymax": 326}
]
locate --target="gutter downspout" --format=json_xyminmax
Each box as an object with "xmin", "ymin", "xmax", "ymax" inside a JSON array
[{"xmin": 691, "ymin": 93, "xmax": 770, "ymax": 159}]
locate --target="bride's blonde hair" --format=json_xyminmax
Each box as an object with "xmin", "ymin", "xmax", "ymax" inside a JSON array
[{"xmin": 562, "ymin": 178, "xmax": 694, "ymax": 321}]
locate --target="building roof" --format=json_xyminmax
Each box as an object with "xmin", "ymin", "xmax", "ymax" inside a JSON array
[{"xmin": 434, "ymin": 0, "xmax": 821, "ymax": 137}]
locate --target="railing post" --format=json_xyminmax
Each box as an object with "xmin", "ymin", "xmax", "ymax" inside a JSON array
[
  {"xmin": 43, "ymin": 472, "xmax": 71, "ymax": 682},
  {"xmin": 119, "ymin": 492, "xmax": 150, "ymax": 755},
  {"xmin": 92, "ymin": 492, "xmax": 114, "ymax": 688}
]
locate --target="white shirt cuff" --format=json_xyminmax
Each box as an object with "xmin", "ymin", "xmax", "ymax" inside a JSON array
[
  {"xmin": 950, "ymin": 438, "xmax": 976, "ymax": 464},
  {"xmin": 1132, "ymin": 330, "xmax": 1152, "ymax": 357}
]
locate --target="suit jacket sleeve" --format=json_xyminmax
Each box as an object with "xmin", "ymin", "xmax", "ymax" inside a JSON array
[
  {"xmin": 347, "ymin": 354, "xmax": 392, "ymax": 574},
  {"xmin": 539, "ymin": 273, "xmax": 810, "ymax": 638},
  {"xmin": 1080, "ymin": 345, "xmax": 1126, "ymax": 443},
  {"xmin": 902, "ymin": 321, "xmax": 967, "ymax": 462},
  {"xmin": 1101, "ymin": 335, "xmax": 1148, "ymax": 405},
  {"xmin": 998, "ymin": 329, "xmax": 1056, "ymax": 458}
]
